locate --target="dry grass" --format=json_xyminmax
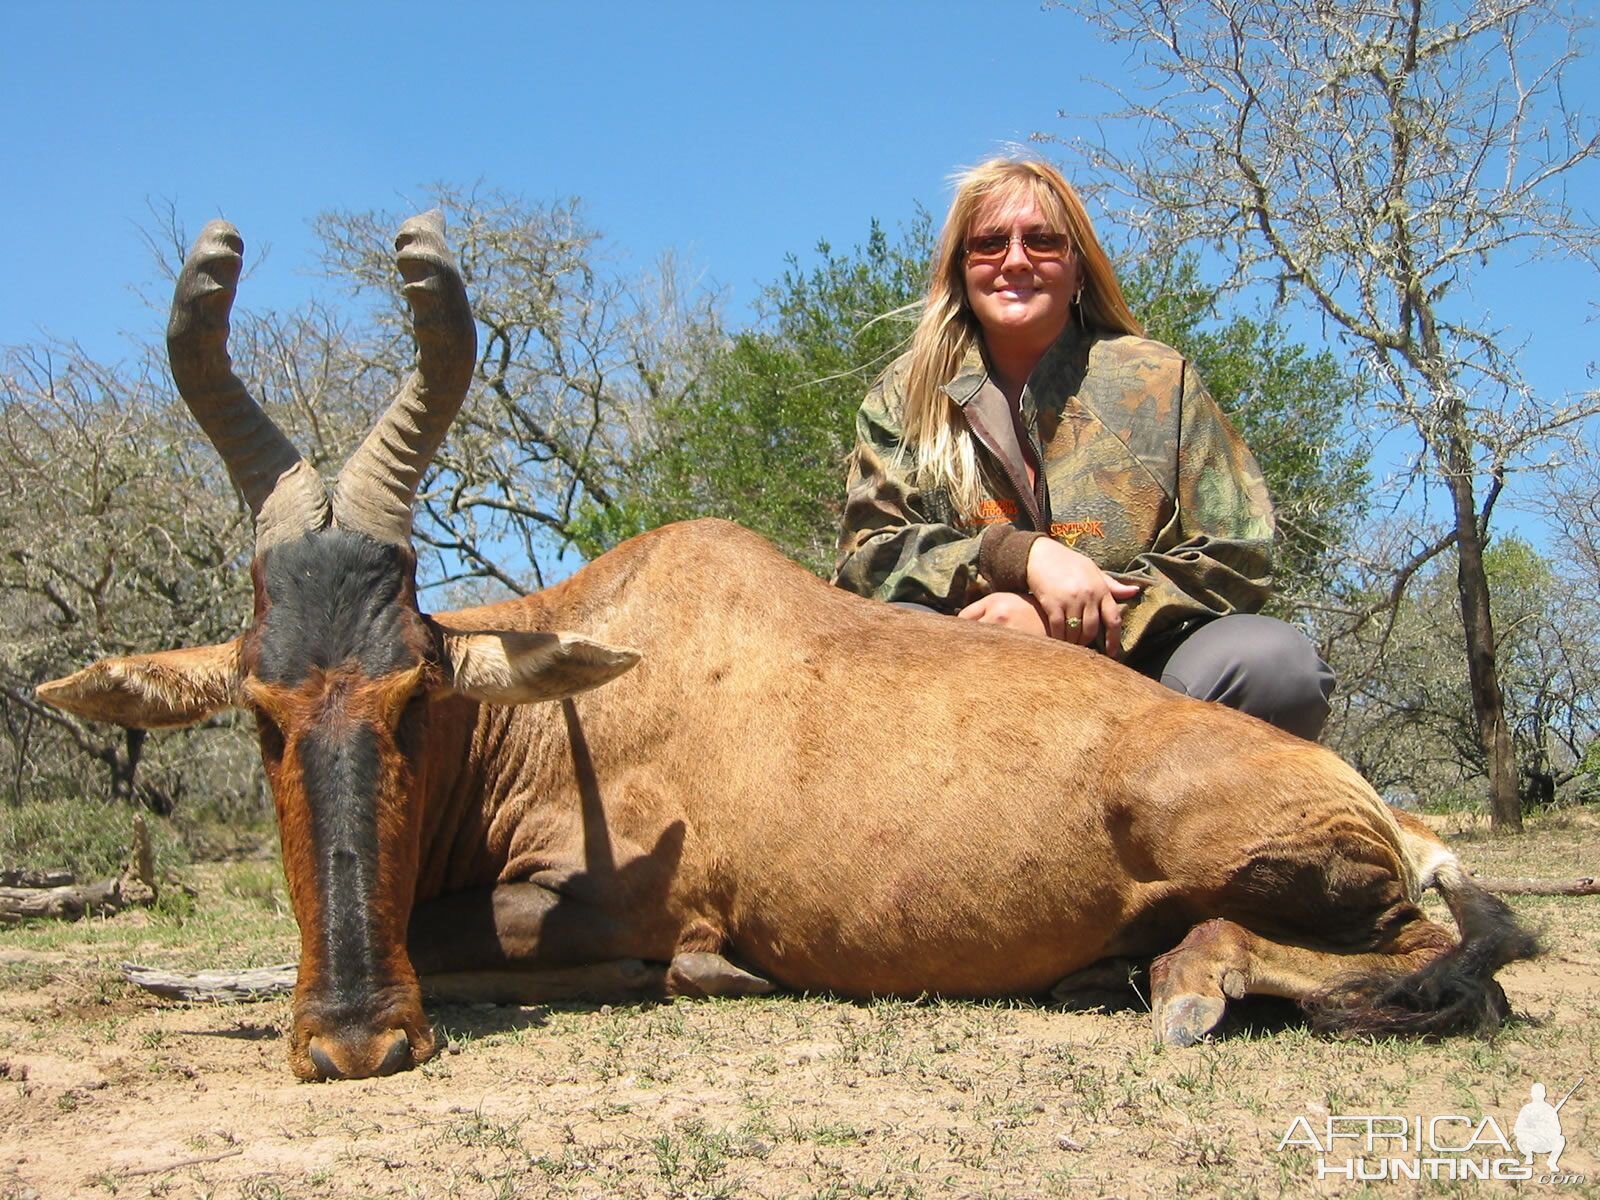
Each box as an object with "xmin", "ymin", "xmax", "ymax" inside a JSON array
[{"xmin": 0, "ymin": 811, "xmax": 1595, "ymax": 1199}]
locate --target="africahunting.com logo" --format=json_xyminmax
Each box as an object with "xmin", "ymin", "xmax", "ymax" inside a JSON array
[{"xmin": 1277, "ymin": 1078, "xmax": 1585, "ymax": 1184}]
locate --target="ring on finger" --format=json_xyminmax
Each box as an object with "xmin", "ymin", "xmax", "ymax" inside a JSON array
[{"xmin": 1065, "ymin": 615, "xmax": 1083, "ymax": 630}]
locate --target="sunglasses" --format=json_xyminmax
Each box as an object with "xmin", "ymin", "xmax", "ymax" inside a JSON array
[{"xmin": 964, "ymin": 231, "xmax": 1072, "ymax": 264}]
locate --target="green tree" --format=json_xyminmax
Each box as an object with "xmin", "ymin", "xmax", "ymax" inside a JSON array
[
  {"xmin": 594, "ymin": 223, "xmax": 1368, "ymax": 606},
  {"xmin": 577, "ymin": 216, "xmax": 933, "ymax": 573}
]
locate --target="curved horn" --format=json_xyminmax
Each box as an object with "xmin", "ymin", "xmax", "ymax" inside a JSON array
[
  {"xmin": 331, "ymin": 210, "xmax": 476, "ymax": 545},
  {"xmin": 167, "ymin": 221, "xmax": 329, "ymax": 551}
]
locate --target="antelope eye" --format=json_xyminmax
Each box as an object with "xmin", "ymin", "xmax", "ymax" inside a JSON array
[
  {"xmin": 240, "ymin": 679, "xmax": 287, "ymax": 757},
  {"xmin": 380, "ymin": 664, "xmax": 429, "ymax": 731},
  {"xmin": 253, "ymin": 707, "xmax": 286, "ymax": 762}
]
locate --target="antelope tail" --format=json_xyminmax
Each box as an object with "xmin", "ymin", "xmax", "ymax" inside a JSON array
[{"xmin": 1305, "ymin": 828, "xmax": 1542, "ymax": 1038}]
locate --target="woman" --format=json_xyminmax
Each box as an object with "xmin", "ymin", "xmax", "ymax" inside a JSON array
[{"xmin": 833, "ymin": 158, "xmax": 1334, "ymax": 739}]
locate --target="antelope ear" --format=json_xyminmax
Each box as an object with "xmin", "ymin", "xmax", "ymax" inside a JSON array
[
  {"xmin": 438, "ymin": 630, "xmax": 641, "ymax": 705},
  {"xmin": 36, "ymin": 641, "xmax": 244, "ymax": 729}
]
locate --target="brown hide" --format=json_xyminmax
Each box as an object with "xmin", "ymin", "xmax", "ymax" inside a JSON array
[{"xmin": 415, "ymin": 518, "xmax": 1419, "ymax": 999}]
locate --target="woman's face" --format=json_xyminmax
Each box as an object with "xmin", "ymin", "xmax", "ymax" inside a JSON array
[{"xmin": 961, "ymin": 193, "xmax": 1081, "ymax": 352}]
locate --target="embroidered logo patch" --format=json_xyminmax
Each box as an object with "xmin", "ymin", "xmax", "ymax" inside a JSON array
[
  {"xmin": 1051, "ymin": 519, "xmax": 1105, "ymax": 546},
  {"xmin": 974, "ymin": 498, "xmax": 1019, "ymax": 526}
]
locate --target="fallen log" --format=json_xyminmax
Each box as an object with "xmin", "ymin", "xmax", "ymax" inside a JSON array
[
  {"xmin": 0, "ymin": 868, "xmax": 74, "ymax": 888},
  {"xmin": 0, "ymin": 816, "xmax": 156, "ymax": 925},
  {"xmin": 117, "ymin": 1152, "xmax": 243, "ymax": 1177},
  {"xmin": 0, "ymin": 879, "xmax": 127, "ymax": 923},
  {"xmin": 121, "ymin": 962, "xmax": 296, "ymax": 1002},
  {"xmin": 119, "ymin": 1148, "xmax": 244, "ymax": 1179},
  {"xmin": 1475, "ymin": 875, "xmax": 1599, "ymax": 897}
]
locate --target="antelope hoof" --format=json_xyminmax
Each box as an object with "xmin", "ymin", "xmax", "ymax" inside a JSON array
[
  {"xmin": 1155, "ymin": 992, "xmax": 1227, "ymax": 1047},
  {"xmin": 1050, "ymin": 957, "xmax": 1143, "ymax": 1002},
  {"xmin": 666, "ymin": 951, "xmax": 775, "ymax": 999}
]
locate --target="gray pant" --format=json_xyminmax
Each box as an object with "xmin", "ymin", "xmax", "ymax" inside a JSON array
[
  {"xmin": 1132, "ymin": 613, "xmax": 1334, "ymax": 741},
  {"xmin": 894, "ymin": 605, "xmax": 1334, "ymax": 740}
]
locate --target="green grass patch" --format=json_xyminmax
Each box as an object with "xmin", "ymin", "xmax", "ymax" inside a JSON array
[
  {"xmin": 0, "ymin": 799, "xmax": 188, "ymax": 880},
  {"xmin": 1, "ymin": 852, "xmax": 296, "ymax": 970}
]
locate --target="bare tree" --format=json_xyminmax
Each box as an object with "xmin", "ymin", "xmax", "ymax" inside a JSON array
[
  {"xmin": 1045, "ymin": 0, "xmax": 1600, "ymax": 829},
  {"xmin": 1328, "ymin": 537, "xmax": 1600, "ymax": 810},
  {"xmin": 314, "ymin": 185, "xmax": 723, "ymax": 597},
  {"xmin": 1538, "ymin": 417, "xmax": 1600, "ymax": 591},
  {"xmin": 0, "ymin": 274, "xmax": 391, "ymax": 812},
  {"xmin": 0, "ymin": 342, "xmax": 256, "ymax": 811}
]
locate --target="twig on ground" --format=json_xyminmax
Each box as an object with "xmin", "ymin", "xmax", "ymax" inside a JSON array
[
  {"xmin": 1476, "ymin": 876, "xmax": 1598, "ymax": 896},
  {"xmin": 119, "ymin": 1148, "xmax": 244, "ymax": 1178}
]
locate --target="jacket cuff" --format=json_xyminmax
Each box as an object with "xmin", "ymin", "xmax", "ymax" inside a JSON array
[{"xmin": 978, "ymin": 525, "xmax": 1047, "ymax": 593}]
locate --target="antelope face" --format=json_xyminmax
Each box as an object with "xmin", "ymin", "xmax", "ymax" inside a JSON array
[
  {"xmin": 244, "ymin": 531, "xmax": 438, "ymax": 1080},
  {"xmin": 36, "ymin": 212, "xmax": 641, "ymax": 1080}
]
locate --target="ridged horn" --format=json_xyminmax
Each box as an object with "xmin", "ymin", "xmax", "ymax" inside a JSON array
[
  {"xmin": 167, "ymin": 221, "xmax": 329, "ymax": 551},
  {"xmin": 331, "ymin": 210, "xmax": 476, "ymax": 546}
]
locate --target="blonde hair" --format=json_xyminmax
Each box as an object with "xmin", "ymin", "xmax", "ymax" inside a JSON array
[{"xmin": 900, "ymin": 159, "xmax": 1143, "ymax": 517}]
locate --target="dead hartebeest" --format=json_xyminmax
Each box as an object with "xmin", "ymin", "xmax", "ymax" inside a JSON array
[{"xmin": 38, "ymin": 214, "xmax": 1537, "ymax": 1081}]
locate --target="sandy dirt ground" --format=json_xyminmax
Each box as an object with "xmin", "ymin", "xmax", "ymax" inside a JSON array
[{"xmin": 0, "ymin": 814, "xmax": 1596, "ymax": 1199}]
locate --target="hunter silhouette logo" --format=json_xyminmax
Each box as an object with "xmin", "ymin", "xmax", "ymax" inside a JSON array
[{"xmin": 1516, "ymin": 1080, "xmax": 1581, "ymax": 1170}]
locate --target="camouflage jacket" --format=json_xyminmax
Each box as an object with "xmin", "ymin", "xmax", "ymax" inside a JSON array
[{"xmin": 832, "ymin": 323, "xmax": 1275, "ymax": 663}]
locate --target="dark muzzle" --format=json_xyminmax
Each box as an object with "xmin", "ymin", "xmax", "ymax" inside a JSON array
[{"xmin": 306, "ymin": 1026, "xmax": 415, "ymax": 1080}]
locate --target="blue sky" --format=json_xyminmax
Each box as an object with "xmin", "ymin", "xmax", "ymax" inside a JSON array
[
  {"xmin": 3, "ymin": 0, "xmax": 1596, "ymax": 549},
  {"xmin": 3, "ymin": 1, "xmax": 1110, "ymax": 356}
]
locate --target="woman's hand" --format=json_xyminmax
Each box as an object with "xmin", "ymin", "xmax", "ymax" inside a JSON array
[
  {"xmin": 957, "ymin": 591, "xmax": 1049, "ymax": 636},
  {"xmin": 1024, "ymin": 538, "xmax": 1144, "ymax": 657}
]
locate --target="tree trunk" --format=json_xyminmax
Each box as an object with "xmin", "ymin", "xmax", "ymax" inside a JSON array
[
  {"xmin": 4, "ymin": 703, "xmax": 32, "ymax": 806},
  {"xmin": 97, "ymin": 727, "xmax": 176, "ymax": 816},
  {"xmin": 1443, "ymin": 436, "xmax": 1522, "ymax": 832},
  {"xmin": 109, "ymin": 727, "xmax": 145, "ymax": 805}
]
